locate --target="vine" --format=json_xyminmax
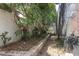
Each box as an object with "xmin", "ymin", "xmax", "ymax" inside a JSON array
[{"xmin": 0, "ymin": 31, "xmax": 11, "ymax": 46}]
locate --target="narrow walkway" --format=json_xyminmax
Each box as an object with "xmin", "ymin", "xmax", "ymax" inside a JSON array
[
  {"xmin": 38, "ymin": 39, "xmax": 65, "ymax": 56},
  {"xmin": 38, "ymin": 38, "xmax": 79, "ymax": 56}
]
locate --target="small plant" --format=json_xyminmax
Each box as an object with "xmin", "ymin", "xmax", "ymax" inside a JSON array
[
  {"xmin": 0, "ymin": 31, "xmax": 11, "ymax": 46},
  {"xmin": 64, "ymin": 33, "xmax": 79, "ymax": 52}
]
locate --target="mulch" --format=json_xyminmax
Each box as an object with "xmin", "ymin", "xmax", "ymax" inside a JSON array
[{"xmin": 0, "ymin": 38, "xmax": 42, "ymax": 51}]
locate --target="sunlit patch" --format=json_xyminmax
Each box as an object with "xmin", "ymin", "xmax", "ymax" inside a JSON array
[
  {"xmin": 46, "ymin": 44, "xmax": 65, "ymax": 56},
  {"xmin": 65, "ymin": 53, "xmax": 73, "ymax": 56}
]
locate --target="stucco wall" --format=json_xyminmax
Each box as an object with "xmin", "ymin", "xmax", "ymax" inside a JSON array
[
  {"xmin": 0, "ymin": 9, "xmax": 21, "ymax": 47},
  {"xmin": 62, "ymin": 4, "xmax": 76, "ymax": 36},
  {"xmin": 63, "ymin": 4, "xmax": 79, "ymax": 36}
]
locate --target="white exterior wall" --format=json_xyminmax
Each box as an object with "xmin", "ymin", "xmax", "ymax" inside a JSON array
[{"xmin": 0, "ymin": 9, "xmax": 21, "ymax": 47}]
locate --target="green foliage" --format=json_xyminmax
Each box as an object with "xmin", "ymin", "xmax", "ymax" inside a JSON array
[
  {"xmin": 0, "ymin": 3, "xmax": 57, "ymax": 40},
  {"xmin": 0, "ymin": 3, "xmax": 12, "ymax": 12},
  {"xmin": 15, "ymin": 29, "xmax": 23, "ymax": 37},
  {"xmin": 0, "ymin": 32, "xmax": 11, "ymax": 46},
  {"xmin": 14, "ymin": 3, "xmax": 57, "ymax": 39}
]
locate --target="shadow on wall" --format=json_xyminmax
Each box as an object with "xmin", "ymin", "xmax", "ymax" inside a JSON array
[{"xmin": 0, "ymin": 9, "xmax": 21, "ymax": 47}]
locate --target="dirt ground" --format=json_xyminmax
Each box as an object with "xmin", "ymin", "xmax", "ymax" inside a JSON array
[
  {"xmin": 38, "ymin": 39, "xmax": 66, "ymax": 56},
  {"xmin": 0, "ymin": 38, "xmax": 42, "ymax": 51},
  {"xmin": 38, "ymin": 38, "xmax": 79, "ymax": 56}
]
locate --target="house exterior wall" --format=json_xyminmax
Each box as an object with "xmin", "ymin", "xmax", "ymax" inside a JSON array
[
  {"xmin": 0, "ymin": 9, "xmax": 21, "ymax": 47},
  {"xmin": 62, "ymin": 4, "xmax": 79, "ymax": 36}
]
